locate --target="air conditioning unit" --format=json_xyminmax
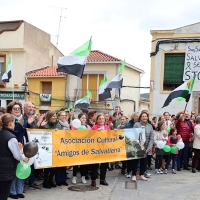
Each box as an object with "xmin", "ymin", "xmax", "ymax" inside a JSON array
[{"xmin": 14, "ymin": 84, "xmax": 19, "ymax": 88}]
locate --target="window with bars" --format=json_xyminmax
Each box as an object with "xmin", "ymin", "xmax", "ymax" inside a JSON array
[{"xmin": 163, "ymin": 53, "xmax": 185, "ymax": 91}]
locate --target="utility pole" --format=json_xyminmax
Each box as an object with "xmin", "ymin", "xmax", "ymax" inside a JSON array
[{"xmin": 48, "ymin": 6, "xmax": 67, "ymax": 47}]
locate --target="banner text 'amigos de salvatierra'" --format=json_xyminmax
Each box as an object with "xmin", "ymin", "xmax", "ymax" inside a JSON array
[{"xmin": 27, "ymin": 128, "xmax": 146, "ymax": 169}]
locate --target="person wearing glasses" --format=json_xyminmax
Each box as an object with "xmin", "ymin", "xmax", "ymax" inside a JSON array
[
  {"xmin": 57, "ymin": 111, "xmax": 70, "ymax": 130},
  {"xmin": 6, "ymin": 101, "xmax": 28, "ymax": 199}
]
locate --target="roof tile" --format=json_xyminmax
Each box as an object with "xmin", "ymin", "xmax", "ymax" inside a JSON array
[
  {"xmin": 27, "ymin": 50, "xmax": 143, "ymax": 77},
  {"xmin": 26, "ymin": 66, "xmax": 65, "ymax": 77},
  {"xmin": 87, "ymin": 50, "xmax": 121, "ymax": 62}
]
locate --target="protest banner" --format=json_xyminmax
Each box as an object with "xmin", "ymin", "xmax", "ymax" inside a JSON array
[
  {"xmin": 183, "ymin": 43, "xmax": 200, "ymax": 81},
  {"xmin": 27, "ymin": 128, "xmax": 146, "ymax": 169}
]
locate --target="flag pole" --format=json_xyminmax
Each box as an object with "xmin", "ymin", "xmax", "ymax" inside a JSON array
[
  {"xmin": 183, "ymin": 102, "xmax": 188, "ymax": 113},
  {"xmin": 11, "ymin": 54, "xmax": 14, "ymax": 101},
  {"xmin": 183, "ymin": 73, "xmax": 196, "ymax": 113}
]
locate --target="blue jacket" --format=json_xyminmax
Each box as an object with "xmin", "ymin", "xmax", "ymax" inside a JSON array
[
  {"xmin": 124, "ymin": 119, "xmax": 135, "ymax": 129},
  {"xmin": 14, "ymin": 119, "xmax": 27, "ymax": 144}
]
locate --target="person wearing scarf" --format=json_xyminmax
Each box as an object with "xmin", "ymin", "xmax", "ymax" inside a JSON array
[
  {"xmin": 40, "ymin": 111, "xmax": 67, "ymax": 188},
  {"xmin": 90, "ymin": 114, "xmax": 110, "ymax": 187},
  {"xmin": 6, "ymin": 101, "xmax": 27, "ymax": 199},
  {"xmin": 57, "ymin": 111, "xmax": 70, "ymax": 130}
]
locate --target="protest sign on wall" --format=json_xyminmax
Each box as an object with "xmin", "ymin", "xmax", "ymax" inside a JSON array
[
  {"xmin": 183, "ymin": 43, "xmax": 200, "ymax": 81},
  {"xmin": 27, "ymin": 128, "xmax": 146, "ymax": 169}
]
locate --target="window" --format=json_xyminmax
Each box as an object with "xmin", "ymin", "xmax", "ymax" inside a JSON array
[
  {"xmin": 0, "ymin": 55, "xmax": 6, "ymax": 87},
  {"xmin": 82, "ymin": 74, "xmax": 104, "ymax": 101},
  {"xmin": 163, "ymin": 53, "xmax": 185, "ymax": 91},
  {"xmin": 41, "ymin": 82, "xmax": 52, "ymax": 106},
  {"xmin": 6, "ymin": 100, "xmax": 12, "ymax": 105}
]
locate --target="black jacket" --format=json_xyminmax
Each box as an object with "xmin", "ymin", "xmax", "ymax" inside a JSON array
[{"xmin": 0, "ymin": 127, "xmax": 18, "ymax": 181}]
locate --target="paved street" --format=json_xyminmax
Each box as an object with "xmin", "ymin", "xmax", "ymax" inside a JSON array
[{"xmin": 21, "ymin": 164, "xmax": 200, "ymax": 200}]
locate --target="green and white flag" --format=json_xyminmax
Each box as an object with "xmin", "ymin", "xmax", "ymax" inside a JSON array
[
  {"xmin": 2, "ymin": 55, "xmax": 12, "ymax": 82},
  {"xmin": 107, "ymin": 60, "xmax": 125, "ymax": 89},
  {"xmin": 68, "ymin": 105, "xmax": 73, "ymax": 111},
  {"xmin": 162, "ymin": 74, "xmax": 196, "ymax": 108},
  {"xmin": 75, "ymin": 90, "xmax": 92, "ymax": 109},
  {"xmin": 57, "ymin": 37, "xmax": 92, "ymax": 78},
  {"xmin": 98, "ymin": 76, "xmax": 111, "ymax": 101}
]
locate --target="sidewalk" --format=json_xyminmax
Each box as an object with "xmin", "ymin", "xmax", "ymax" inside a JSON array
[{"xmin": 23, "ymin": 168, "xmax": 199, "ymax": 200}]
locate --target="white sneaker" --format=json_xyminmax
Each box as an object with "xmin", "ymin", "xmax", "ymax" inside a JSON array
[
  {"xmin": 172, "ymin": 169, "xmax": 176, "ymax": 174},
  {"xmin": 127, "ymin": 172, "xmax": 131, "ymax": 178},
  {"xmin": 81, "ymin": 176, "xmax": 87, "ymax": 184},
  {"xmin": 155, "ymin": 169, "xmax": 160, "ymax": 174},
  {"xmin": 144, "ymin": 171, "xmax": 151, "ymax": 177},
  {"xmin": 158, "ymin": 169, "xmax": 163, "ymax": 174},
  {"xmin": 164, "ymin": 169, "xmax": 168, "ymax": 174},
  {"xmin": 72, "ymin": 177, "xmax": 77, "ymax": 184}
]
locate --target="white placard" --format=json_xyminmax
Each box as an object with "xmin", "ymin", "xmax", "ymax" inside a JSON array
[{"xmin": 183, "ymin": 43, "xmax": 200, "ymax": 81}]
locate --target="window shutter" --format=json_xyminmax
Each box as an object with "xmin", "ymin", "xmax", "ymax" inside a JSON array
[{"xmin": 164, "ymin": 54, "xmax": 185, "ymax": 84}]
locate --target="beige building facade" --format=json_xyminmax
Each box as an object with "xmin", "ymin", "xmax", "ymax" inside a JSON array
[
  {"xmin": 150, "ymin": 22, "xmax": 200, "ymax": 117},
  {"xmin": 25, "ymin": 51, "xmax": 144, "ymax": 116},
  {"xmin": 0, "ymin": 20, "xmax": 63, "ymax": 107}
]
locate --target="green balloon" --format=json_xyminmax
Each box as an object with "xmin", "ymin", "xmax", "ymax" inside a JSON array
[
  {"xmin": 16, "ymin": 161, "xmax": 31, "ymax": 179},
  {"xmin": 166, "ymin": 127, "xmax": 170, "ymax": 134},
  {"xmin": 170, "ymin": 146, "xmax": 178, "ymax": 153},
  {"xmin": 163, "ymin": 145, "xmax": 171, "ymax": 152},
  {"xmin": 78, "ymin": 125, "xmax": 87, "ymax": 130}
]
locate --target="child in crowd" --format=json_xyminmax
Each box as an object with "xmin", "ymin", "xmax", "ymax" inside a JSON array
[
  {"xmin": 154, "ymin": 121, "xmax": 167, "ymax": 174},
  {"xmin": 161, "ymin": 131, "xmax": 168, "ymax": 143},
  {"xmin": 164, "ymin": 128, "xmax": 181, "ymax": 174}
]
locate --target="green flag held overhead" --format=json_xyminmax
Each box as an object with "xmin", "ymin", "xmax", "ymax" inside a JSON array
[
  {"xmin": 162, "ymin": 74, "xmax": 196, "ymax": 108},
  {"xmin": 98, "ymin": 76, "xmax": 111, "ymax": 101},
  {"xmin": 57, "ymin": 37, "xmax": 92, "ymax": 78},
  {"xmin": 75, "ymin": 90, "xmax": 92, "ymax": 109},
  {"xmin": 107, "ymin": 60, "xmax": 125, "ymax": 89},
  {"xmin": 67, "ymin": 105, "xmax": 73, "ymax": 111}
]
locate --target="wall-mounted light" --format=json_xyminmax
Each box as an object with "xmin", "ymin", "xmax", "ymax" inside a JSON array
[{"xmin": 150, "ymin": 80, "xmax": 154, "ymax": 90}]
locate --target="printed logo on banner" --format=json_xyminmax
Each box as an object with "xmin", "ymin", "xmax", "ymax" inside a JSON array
[
  {"xmin": 183, "ymin": 43, "xmax": 200, "ymax": 81},
  {"xmin": 27, "ymin": 131, "xmax": 53, "ymax": 168}
]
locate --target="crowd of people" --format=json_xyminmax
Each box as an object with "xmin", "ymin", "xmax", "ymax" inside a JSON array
[{"xmin": 0, "ymin": 100, "xmax": 199, "ymax": 200}]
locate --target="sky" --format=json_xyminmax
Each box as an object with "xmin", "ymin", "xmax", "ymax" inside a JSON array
[{"xmin": 1, "ymin": 0, "xmax": 200, "ymax": 93}]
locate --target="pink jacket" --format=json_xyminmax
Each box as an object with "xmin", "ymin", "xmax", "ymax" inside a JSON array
[
  {"xmin": 72, "ymin": 125, "xmax": 91, "ymax": 130},
  {"xmin": 167, "ymin": 135, "xmax": 178, "ymax": 154},
  {"xmin": 91, "ymin": 124, "xmax": 110, "ymax": 130}
]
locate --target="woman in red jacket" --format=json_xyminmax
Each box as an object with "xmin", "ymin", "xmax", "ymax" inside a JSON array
[
  {"xmin": 90, "ymin": 114, "xmax": 110, "ymax": 187},
  {"xmin": 175, "ymin": 111, "xmax": 193, "ymax": 171}
]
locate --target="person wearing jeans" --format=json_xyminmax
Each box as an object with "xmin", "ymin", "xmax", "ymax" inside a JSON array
[
  {"xmin": 0, "ymin": 113, "xmax": 29, "ymax": 200},
  {"xmin": 165, "ymin": 154, "xmax": 178, "ymax": 173},
  {"xmin": 175, "ymin": 111, "xmax": 193, "ymax": 171}
]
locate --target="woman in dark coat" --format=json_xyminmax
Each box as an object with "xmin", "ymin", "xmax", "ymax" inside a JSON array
[{"xmin": 0, "ymin": 113, "xmax": 28, "ymax": 200}]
